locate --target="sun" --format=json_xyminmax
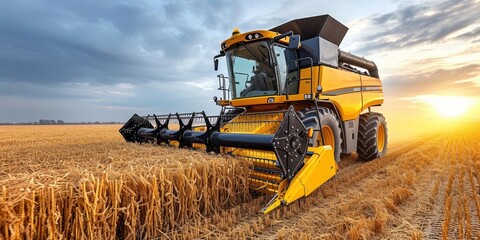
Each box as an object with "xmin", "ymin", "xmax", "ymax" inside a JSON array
[{"xmin": 429, "ymin": 96, "xmax": 475, "ymax": 118}]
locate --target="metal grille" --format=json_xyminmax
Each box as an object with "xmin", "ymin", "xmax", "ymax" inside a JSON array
[
  {"xmin": 222, "ymin": 111, "xmax": 284, "ymax": 134},
  {"xmin": 143, "ymin": 109, "xmax": 285, "ymax": 134},
  {"xmin": 221, "ymin": 110, "xmax": 288, "ymax": 195}
]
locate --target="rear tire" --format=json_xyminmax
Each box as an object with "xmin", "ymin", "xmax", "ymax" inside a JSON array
[
  {"xmin": 357, "ymin": 112, "xmax": 388, "ymax": 161},
  {"xmin": 298, "ymin": 107, "xmax": 342, "ymax": 163}
]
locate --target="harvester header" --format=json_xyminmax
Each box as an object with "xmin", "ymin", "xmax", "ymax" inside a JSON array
[{"xmin": 121, "ymin": 14, "xmax": 388, "ymax": 213}]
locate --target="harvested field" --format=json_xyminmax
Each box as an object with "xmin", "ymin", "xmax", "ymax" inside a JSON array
[
  {"xmin": 1, "ymin": 123, "xmax": 479, "ymax": 239},
  {"xmin": 0, "ymin": 125, "xmax": 251, "ymax": 239}
]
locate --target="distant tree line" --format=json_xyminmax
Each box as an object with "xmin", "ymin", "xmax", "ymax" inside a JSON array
[
  {"xmin": 0, "ymin": 120, "xmax": 124, "ymax": 125},
  {"xmin": 39, "ymin": 119, "xmax": 64, "ymax": 125}
]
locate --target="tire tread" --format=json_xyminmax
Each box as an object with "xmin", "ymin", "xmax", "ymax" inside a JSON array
[{"xmin": 357, "ymin": 112, "xmax": 388, "ymax": 161}]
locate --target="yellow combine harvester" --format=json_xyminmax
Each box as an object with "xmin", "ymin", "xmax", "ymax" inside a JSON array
[{"xmin": 120, "ymin": 15, "xmax": 388, "ymax": 213}]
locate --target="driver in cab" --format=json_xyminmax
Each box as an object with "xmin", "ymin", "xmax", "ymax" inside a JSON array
[{"xmin": 240, "ymin": 63, "xmax": 274, "ymax": 97}]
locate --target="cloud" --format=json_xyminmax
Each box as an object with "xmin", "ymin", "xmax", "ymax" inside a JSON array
[
  {"xmin": 354, "ymin": 0, "xmax": 480, "ymax": 54},
  {"xmin": 384, "ymin": 64, "xmax": 480, "ymax": 98},
  {"xmin": 403, "ymin": 95, "xmax": 479, "ymax": 104},
  {"xmin": 0, "ymin": 0, "xmax": 246, "ymax": 122},
  {"xmin": 185, "ymin": 81, "xmax": 215, "ymax": 91},
  {"xmin": 0, "ymin": 0, "xmax": 245, "ymax": 88},
  {"xmin": 456, "ymin": 27, "xmax": 480, "ymax": 41},
  {"xmin": 0, "ymin": 0, "xmax": 478, "ymax": 122}
]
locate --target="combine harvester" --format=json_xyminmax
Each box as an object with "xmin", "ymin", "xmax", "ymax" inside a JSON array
[{"xmin": 120, "ymin": 15, "xmax": 388, "ymax": 213}]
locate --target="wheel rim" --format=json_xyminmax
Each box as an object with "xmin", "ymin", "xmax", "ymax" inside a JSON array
[
  {"xmin": 321, "ymin": 125, "xmax": 335, "ymax": 148},
  {"xmin": 377, "ymin": 123, "xmax": 385, "ymax": 152}
]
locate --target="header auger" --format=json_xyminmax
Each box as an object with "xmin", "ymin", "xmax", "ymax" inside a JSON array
[{"xmin": 120, "ymin": 14, "xmax": 388, "ymax": 213}]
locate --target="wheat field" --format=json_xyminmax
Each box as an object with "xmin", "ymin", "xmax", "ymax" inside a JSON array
[{"xmin": 1, "ymin": 123, "xmax": 479, "ymax": 239}]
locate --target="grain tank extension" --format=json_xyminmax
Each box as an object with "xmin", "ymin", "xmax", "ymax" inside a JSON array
[{"xmin": 120, "ymin": 15, "xmax": 388, "ymax": 213}]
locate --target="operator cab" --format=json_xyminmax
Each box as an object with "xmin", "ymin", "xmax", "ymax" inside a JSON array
[{"xmin": 225, "ymin": 41, "xmax": 298, "ymax": 99}]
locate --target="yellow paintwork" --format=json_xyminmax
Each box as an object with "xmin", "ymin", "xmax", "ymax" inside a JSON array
[
  {"xmin": 230, "ymin": 95, "xmax": 287, "ymax": 108},
  {"xmin": 261, "ymin": 145, "xmax": 337, "ymax": 213},
  {"xmin": 216, "ymin": 99, "xmax": 230, "ymax": 106},
  {"xmin": 360, "ymin": 75, "xmax": 384, "ymax": 111},
  {"xmin": 296, "ymin": 65, "xmax": 318, "ymax": 95},
  {"xmin": 217, "ymin": 109, "xmax": 338, "ymax": 213},
  {"xmin": 322, "ymin": 125, "xmax": 335, "ymax": 147},
  {"xmin": 361, "ymin": 74, "xmax": 382, "ymax": 87},
  {"xmin": 362, "ymin": 91, "xmax": 384, "ymax": 110},
  {"xmin": 325, "ymin": 93, "xmax": 363, "ymax": 121},
  {"xmin": 319, "ymin": 66, "xmax": 360, "ymax": 91},
  {"xmin": 220, "ymin": 111, "xmax": 280, "ymax": 166},
  {"xmin": 219, "ymin": 27, "xmax": 384, "ymax": 121},
  {"xmin": 221, "ymin": 30, "xmax": 289, "ymax": 51},
  {"xmin": 227, "ymin": 65, "xmax": 383, "ymax": 121},
  {"xmin": 221, "ymin": 111, "xmax": 281, "ymax": 134},
  {"xmin": 214, "ymin": 27, "xmax": 384, "ymax": 213},
  {"xmin": 318, "ymin": 66, "xmax": 362, "ymax": 121},
  {"xmin": 377, "ymin": 123, "xmax": 385, "ymax": 152}
]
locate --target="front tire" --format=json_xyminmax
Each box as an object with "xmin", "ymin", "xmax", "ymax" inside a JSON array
[
  {"xmin": 357, "ymin": 112, "xmax": 388, "ymax": 161},
  {"xmin": 298, "ymin": 107, "xmax": 342, "ymax": 162}
]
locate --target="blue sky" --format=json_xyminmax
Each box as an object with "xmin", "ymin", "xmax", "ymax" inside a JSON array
[{"xmin": 0, "ymin": 0, "xmax": 479, "ymax": 122}]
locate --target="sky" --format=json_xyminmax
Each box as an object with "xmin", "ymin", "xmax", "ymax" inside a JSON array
[{"xmin": 0, "ymin": 0, "xmax": 479, "ymax": 132}]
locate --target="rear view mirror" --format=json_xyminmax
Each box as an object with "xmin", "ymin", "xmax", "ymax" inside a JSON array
[
  {"xmin": 214, "ymin": 59, "xmax": 219, "ymax": 71},
  {"xmin": 213, "ymin": 52, "xmax": 225, "ymax": 71},
  {"xmin": 288, "ymin": 35, "xmax": 301, "ymax": 49}
]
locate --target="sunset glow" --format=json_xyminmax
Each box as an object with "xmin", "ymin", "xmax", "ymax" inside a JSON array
[
  {"xmin": 431, "ymin": 96, "xmax": 475, "ymax": 118},
  {"xmin": 404, "ymin": 95, "xmax": 477, "ymax": 119}
]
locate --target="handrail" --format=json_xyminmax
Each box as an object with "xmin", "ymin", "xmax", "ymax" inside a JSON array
[
  {"xmin": 285, "ymin": 57, "xmax": 314, "ymax": 100},
  {"xmin": 217, "ymin": 74, "xmax": 230, "ymax": 100}
]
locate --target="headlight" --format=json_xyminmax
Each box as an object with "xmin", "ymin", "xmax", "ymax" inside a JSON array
[{"xmin": 245, "ymin": 33, "xmax": 263, "ymax": 40}]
